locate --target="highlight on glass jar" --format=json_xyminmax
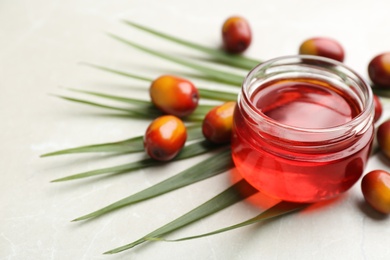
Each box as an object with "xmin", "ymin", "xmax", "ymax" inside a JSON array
[{"xmin": 231, "ymin": 55, "xmax": 375, "ymax": 203}]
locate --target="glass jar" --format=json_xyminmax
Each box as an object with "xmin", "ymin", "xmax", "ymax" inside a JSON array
[{"xmin": 231, "ymin": 55, "xmax": 374, "ymax": 203}]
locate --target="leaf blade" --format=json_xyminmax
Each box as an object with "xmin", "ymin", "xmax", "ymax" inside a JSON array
[
  {"xmin": 73, "ymin": 149, "xmax": 233, "ymax": 222},
  {"xmin": 152, "ymin": 201, "xmax": 308, "ymax": 242},
  {"xmin": 103, "ymin": 179, "xmax": 258, "ymax": 254},
  {"xmin": 55, "ymin": 95, "xmax": 160, "ymax": 118},
  {"xmin": 50, "ymin": 140, "xmax": 221, "ymax": 182},
  {"xmin": 198, "ymin": 88, "xmax": 237, "ymax": 101},
  {"xmin": 40, "ymin": 136, "xmax": 144, "ymax": 157},
  {"xmin": 122, "ymin": 20, "xmax": 261, "ymax": 70},
  {"xmin": 107, "ymin": 33, "xmax": 245, "ymax": 86},
  {"xmin": 67, "ymin": 88, "xmax": 151, "ymax": 106},
  {"xmin": 66, "ymin": 88, "xmax": 217, "ymax": 115},
  {"xmin": 80, "ymin": 63, "xmax": 239, "ymax": 102},
  {"xmin": 41, "ymin": 124, "xmax": 203, "ymax": 157},
  {"xmin": 80, "ymin": 62, "xmax": 153, "ymax": 82}
]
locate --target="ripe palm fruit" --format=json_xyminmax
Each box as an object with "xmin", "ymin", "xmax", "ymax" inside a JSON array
[
  {"xmin": 202, "ymin": 101, "xmax": 236, "ymax": 144},
  {"xmin": 377, "ymin": 119, "xmax": 390, "ymax": 159},
  {"xmin": 144, "ymin": 115, "xmax": 187, "ymax": 161},
  {"xmin": 222, "ymin": 16, "xmax": 252, "ymax": 54},
  {"xmin": 299, "ymin": 37, "xmax": 345, "ymax": 62},
  {"xmin": 361, "ymin": 170, "xmax": 390, "ymax": 214},
  {"xmin": 150, "ymin": 75, "xmax": 199, "ymax": 117},
  {"xmin": 368, "ymin": 52, "xmax": 390, "ymax": 88}
]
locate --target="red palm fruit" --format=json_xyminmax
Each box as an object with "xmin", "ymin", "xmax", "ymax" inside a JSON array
[
  {"xmin": 299, "ymin": 37, "xmax": 345, "ymax": 62},
  {"xmin": 368, "ymin": 52, "xmax": 390, "ymax": 88},
  {"xmin": 361, "ymin": 170, "xmax": 390, "ymax": 214},
  {"xmin": 202, "ymin": 101, "xmax": 236, "ymax": 144},
  {"xmin": 377, "ymin": 119, "xmax": 390, "ymax": 159},
  {"xmin": 222, "ymin": 16, "xmax": 252, "ymax": 54},
  {"xmin": 150, "ymin": 75, "xmax": 199, "ymax": 117},
  {"xmin": 144, "ymin": 115, "xmax": 187, "ymax": 161},
  {"xmin": 373, "ymin": 94, "xmax": 383, "ymax": 123}
]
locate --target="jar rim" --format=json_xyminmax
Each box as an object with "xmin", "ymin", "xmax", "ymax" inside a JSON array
[{"xmin": 241, "ymin": 55, "xmax": 374, "ymax": 136}]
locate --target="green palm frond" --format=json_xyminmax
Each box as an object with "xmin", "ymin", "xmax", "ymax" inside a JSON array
[
  {"xmin": 51, "ymin": 140, "xmax": 221, "ymax": 182},
  {"xmin": 108, "ymin": 33, "xmax": 245, "ymax": 86},
  {"xmin": 104, "ymin": 179, "xmax": 257, "ymax": 254},
  {"xmin": 41, "ymin": 124, "xmax": 202, "ymax": 157},
  {"xmin": 81, "ymin": 63, "xmax": 239, "ymax": 101},
  {"xmin": 73, "ymin": 149, "xmax": 233, "ymax": 222},
  {"xmin": 122, "ymin": 20, "xmax": 261, "ymax": 70},
  {"xmin": 46, "ymin": 19, "xmax": 309, "ymax": 256}
]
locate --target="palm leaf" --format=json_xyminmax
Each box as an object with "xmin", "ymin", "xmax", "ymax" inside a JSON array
[
  {"xmin": 80, "ymin": 62, "xmax": 153, "ymax": 82},
  {"xmin": 56, "ymin": 95, "xmax": 202, "ymax": 121},
  {"xmin": 108, "ymin": 33, "xmax": 245, "ymax": 86},
  {"xmin": 103, "ymin": 179, "xmax": 258, "ymax": 254},
  {"xmin": 45, "ymin": 19, "xmax": 313, "ymax": 256},
  {"xmin": 73, "ymin": 149, "xmax": 233, "ymax": 222},
  {"xmin": 199, "ymin": 88, "xmax": 237, "ymax": 101},
  {"xmin": 67, "ymin": 88, "xmax": 151, "ymax": 105},
  {"xmin": 41, "ymin": 136, "xmax": 144, "ymax": 157},
  {"xmin": 40, "ymin": 124, "xmax": 203, "ymax": 157},
  {"xmin": 51, "ymin": 140, "xmax": 222, "ymax": 182},
  {"xmin": 81, "ymin": 63, "xmax": 239, "ymax": 101},
  {"xmin": 55, "ymin": 95, "xmax": 160, "ymax": 118},
  {"xmin": 66, "ymin": 88, "xmax": 216, "ymax": 115},
  {"xmin": 122, "ymin": 20, "xmax": 260, "ymax": 70},
  {"xmin": 151, "ymin": 201, "xmax": 307, "ymax": 242}
]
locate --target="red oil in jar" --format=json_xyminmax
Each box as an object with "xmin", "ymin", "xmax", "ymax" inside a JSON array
[{"xmin": 232, "ymin": 56, "xmax": 374, "ymax": 203}]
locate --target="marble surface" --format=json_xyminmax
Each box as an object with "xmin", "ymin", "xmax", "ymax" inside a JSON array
[{"xmin": 1, "ymin": 0, "xmax": 390, "ymax": 259}]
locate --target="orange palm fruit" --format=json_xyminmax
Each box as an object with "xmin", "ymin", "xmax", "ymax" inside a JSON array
[
  {"xmin": 144, "ymin": 115, "xmax": 187, "ymax": 161},
  {"xmin": 299, "ymin": 37, "xmax": 345, "ymax": 62},
  {"xmin": 150, "ymin": 75, "xmax": 199, "ymax": 117},
  {"xmin": 202, "ymin": 101, "xmax": 236, "ymax": 144},
  {"xmin": 361, "ymin": 170, "xmax": 390, "ymax": 214},
  {"xmin": 222, "ymin": 16, "xmax": 252, "ymax": 54},
  {"xmin": 368, "ymin": 52, "xmax": 390, "ymax": 88},
  {"xmin": 377, "ymin": 119, "xmax": 390, "ymax": 159}
]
